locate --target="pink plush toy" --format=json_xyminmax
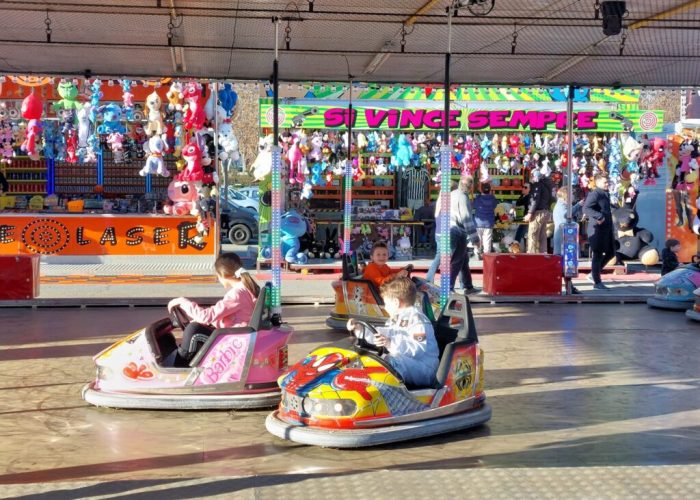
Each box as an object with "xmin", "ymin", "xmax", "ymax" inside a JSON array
[
  {"xmin": 508, "ymin": 135, "xmax": 520, "ymax": 158},
  {"xmin": 182, "ymin": 81, "xmax": 206, "ymax": 132},
  {"xmin": 643, "ymin": 137, "xmax": 666, "ymax": 186},
  {"xmin": 177, "ymin": 139, "xmax": 204, "ymax": 182},
  {"xmin": 287, "ymin": 136, "xmax": 304, "ymax": 184},
  {"xmin": 107, "ymin": 132, "xmax": 125, "ymax": 162},
  {"xmin": 163, "ymin": 179, "xmax": 199, "ymax": 216},
  {"xmin": 20, "ymin": 92, "xmax": 43, "ymax": 160}
]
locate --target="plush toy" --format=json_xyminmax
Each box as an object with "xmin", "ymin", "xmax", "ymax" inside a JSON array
[
  {"xmin": 218, "ymin": 83, "xmax": 238, "ymax": 117},
  {"xmin": 144, "ymin": 91, "xmax": 164, "ymax": 136},
  {"xmin": 612, "ymin": 206, "xmax": 659, "ymax": 265},
  {"xmin": 495, "ymin": 202, "xmax": 514, "ymax": 224},
  {"xmin": 287, "ymin": 135, "xmax": 305, "ymax": 184},
  {"xmin": 182, "ymin": 81, "xmax": 205, "ymax": 131},
  {"xmin": 106, "ymin": 132, "xmax": 125, "ymax": 162},
  {"xmin": 65, "ymin": 129, "xmax": 78, "ymax": 163},
  {"xmin": 177, "ymin": 139, "xmax": 204, "ymax": 182},
  {"xmin": 163, "ymin": 179, "xmax": 199, "ymax": 216},
  {"xmin": 693, "ymin": 196, "xmax": 700, "ymax": 235},
  {"xmin": 393, "ymin": 133, "xmax": 413, "ymax": 168},
  {"xmin": 251, "ymin": 134, "xmax": 274, "ymax": 181},
  {"xmin": 324, "ymin": 227, "xmax": 340, "ymax": 259},
  {"xmin": 52, "ymin": 80, "xmax": 83, "ymax": 113},
  {"xmin": 677, "ymin": 142, "xmax": 694, "ymax": 190},
  {"xmin": 96, "ymin": 104, "xmax": 126, "ymax": 135},
  {"xmin": 121, "ymin": 79, "xmax": 134, "ymax": 120},
  {"xmin": 139, "ymin": 135, "xmax": 170, "ymax": 177},
  {"xmin": 76, "ymin": 104, "xmax": 92, "ymax": 149},
  {"xmin": 218, "ymin": 121, "xmax": 240, "ymax": 162},
  {"xmin": 166, "ymin": 82, "xmax": 184, "ymax": 111},
  {"xmin": 20, "ymin": 92, "xmax": 43, "ymax": 160},
  {"xmin": 507, "ymin": 135, "xmax": 520, "ymax": 157},
  {"xmin": 280, "ymin": 209, "xmax": 309, "ymax": 264},
  {"xmin": 641, "ymin": 137, "xmax": 665, "ymax": 185}
]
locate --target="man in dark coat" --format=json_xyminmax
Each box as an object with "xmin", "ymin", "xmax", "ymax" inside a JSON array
[
  {"xmin": 583, "ymin": 174, "xmax": 615, "ymax": 290},
  {"xmin": 524, "ymin": 171, "xmax": 553, "ymax": 253}
]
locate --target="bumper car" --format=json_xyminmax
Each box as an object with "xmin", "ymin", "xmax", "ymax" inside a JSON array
[
  {"xmin": 647, "ymin": 262, "xmax": 700, "ymax": 311},
  {"xmin": 83, "ymin": 284, "xmax": 293, "ymax": 410},
  {"xmin": 326, "ymin": 254, "xmax": 441, "ymax": 331},
  {"xmin": 266, "ymin": 294, "xmax": 492, "ymax": 448},
  {"xmin": 685, "ymin": 288, "xmax": 700, "ymax": 321}
]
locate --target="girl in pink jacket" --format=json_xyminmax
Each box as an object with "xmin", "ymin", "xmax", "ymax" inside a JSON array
[{"xmin": 168, "ymin": 253, "xmax": 260, "ymax": 365}]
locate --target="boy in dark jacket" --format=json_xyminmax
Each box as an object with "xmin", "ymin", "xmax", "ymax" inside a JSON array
[{"xmin": 661, "ymin": 239, "xmax": 681, "ymax": 275}]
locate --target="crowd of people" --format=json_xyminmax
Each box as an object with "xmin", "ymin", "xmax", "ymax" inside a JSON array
[{"xmin": 423, "ymin": 172, "xmax": 621, "ymax": 292}]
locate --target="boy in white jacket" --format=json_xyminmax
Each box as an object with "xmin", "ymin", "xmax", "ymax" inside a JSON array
[{"xmin": 349, "ymin": 278, "xmax": 439, "ymax": 387}]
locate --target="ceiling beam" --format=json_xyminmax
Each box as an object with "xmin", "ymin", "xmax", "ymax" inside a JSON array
[{"xmin": 541, "ymin": 0, "xmax": 700, "ymax": 82}]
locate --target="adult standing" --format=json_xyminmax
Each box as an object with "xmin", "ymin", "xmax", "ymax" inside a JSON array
[
  {"xmin": 449, "ymin": 176, "xmax": 480, "ymax": 294},
  {"xmin": 552, "ymin": 188, "xmax": 583, "ymax": 256},
  {"xmin": 524, "ymin": 170, "xmax": 553, "ymax": 253},
  {"xmin": 583, "ymin": 174, "xmax": 614, "ymax": 290},
  {"xmin": 513, "ymin": 182, "xmax": 531, "ymax": 248},
  {"xmin": 472, "ymin": 183, "xmax": 497, "ymax": 259}
]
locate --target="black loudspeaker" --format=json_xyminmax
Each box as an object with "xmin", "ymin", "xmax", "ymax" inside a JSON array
[{"xmin": 601, "ymin": 1, "xmax": 626, "ymax": 36}]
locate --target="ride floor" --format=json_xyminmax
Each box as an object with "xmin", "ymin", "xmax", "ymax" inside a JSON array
[{"xmin": 1, "ymin": 304, "xmax": 699, "ymax": 498}]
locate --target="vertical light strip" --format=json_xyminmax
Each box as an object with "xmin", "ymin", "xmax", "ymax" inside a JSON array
[
  {"xmin": 270, "ymin": 145, "xmax": 282, "ymax": 310},
  {"xmin": 439, "ymin": 145, "xmax": 451, "ymax": 308}
]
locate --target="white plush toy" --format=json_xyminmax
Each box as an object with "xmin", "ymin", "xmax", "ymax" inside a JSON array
[
  {"xmin": 144, "ymin": 91, "xmax": 164, "ymax": 137},
  {"xmin": 251, "ymin": 134, "xmax": 274, "ymax": 181},
  {"xmin": 140, "ymin": 135, "xmax": 170, "ymax": 177},
  {"xmin": 77, "ymin": 104, "xmax": 92, "ymax": 149},
  {"xmin": 218, "ymin": 121, "xmax": 240, "ymax": 162}
]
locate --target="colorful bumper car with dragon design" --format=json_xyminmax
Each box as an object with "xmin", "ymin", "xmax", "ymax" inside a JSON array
[{"xmin": 266, "ymin": 294, "xmax": 491, "ymax": 448}]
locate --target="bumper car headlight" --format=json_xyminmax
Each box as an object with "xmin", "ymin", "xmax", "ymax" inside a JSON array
[
  {"xmin": 302, "ymin": 397, "xmax": 357, "ymax": 417},
  {"xmin": 669, "ymin": 287, "xmax": 692, "ymax": 299},
  {"xmin": 655, "ymin": 286, "xmax": 668, "ymax": 296}
]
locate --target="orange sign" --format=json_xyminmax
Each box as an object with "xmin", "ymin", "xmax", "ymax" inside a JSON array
[{"xmin": 0, "ymin": 215, "xmax": 214, "ymax": 256}]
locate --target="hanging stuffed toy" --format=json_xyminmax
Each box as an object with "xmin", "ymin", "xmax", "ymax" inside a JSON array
[
  {"xmin": 106, "ymin": 132, "xmax": 125, "ymax": 163},
  {"xmin": 251, "ymin": 134, "xmax": 274, "ymax": 181},
  {"xmin": 641, "ymin": 137, "xmax": 666, "ymax": 186},
  {"xmin": 182, "ymin": 81, "xmax": 206, "ymax": 132},
  {"xmin": 218, "ymin": 83, "xmax": 238, "ymax": 117},
  {"xmin": 121, "ymin": 79, "xmax": 134, "ymax": 121},
  {"xmin": 166, "ymin": 81, "xmax": 184, "ymax": 111},
  {"xmin": 53, "ymin": 80, "xmax": 83, "ymax": 114},
  {"xmin": 177, "ymin": 139, "xmax": 204, "ymax": 182},
  {"xmin": 218, "ymin": 120, "xmax": 240, "ymax": 162},
  {"xmin": 139, "ymin": 135, "xmax": 170, "ymax": 177},
  {"xmin": 20, "ymin": 92, "xmax": 43, "ymax": 160},
  {"xmin": 96, "ymin": 104, "xmax": 126, "ymax": 135},
  {"xmin": 394, "ymin": 134, "xmax": 413, "ymax": 168},
  {"xmin": 65, "ymin": 129, "xmax": 78, "ymax": 163},
  {"xmin": 144, "ymin": 91, "xmax": 164, "ymax": 136},
  {"xmin": 287, "ymin": 135, "xmax": 305, "ymax": 184}
]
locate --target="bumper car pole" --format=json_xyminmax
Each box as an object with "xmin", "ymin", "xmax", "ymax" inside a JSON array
[
  {"xmin": 343, "ymin": 76, "xmax": 353, "ymax": 256},
  {"xmin": 439, "ymin": 5, "xmax": 454, "ymax": 309},
  {"xmin": 564, "ymin": 85, "xmax": 578, "ymax": 295},
  {"xmin": 271, "ymin": 18, "xmax": 283, "ymax": 319}
]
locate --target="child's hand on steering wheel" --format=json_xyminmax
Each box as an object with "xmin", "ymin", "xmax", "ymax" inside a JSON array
[{"xmin": 168, "ymin": 297, "xmax": 186, "ymax": 312}]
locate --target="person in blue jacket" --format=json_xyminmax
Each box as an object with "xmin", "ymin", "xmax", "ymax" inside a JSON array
[{"xmin": 472, "ymin": 183, "xmax": 498, "ymax": 259}]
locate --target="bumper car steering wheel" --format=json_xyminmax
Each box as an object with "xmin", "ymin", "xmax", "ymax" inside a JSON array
[
  {"xmin": 351, "ymin": 320, "xmax": 386, "ymax": 356},
  {"xmin": 170, "ymin": 306, "xmax": 191, "ymax": 330}
]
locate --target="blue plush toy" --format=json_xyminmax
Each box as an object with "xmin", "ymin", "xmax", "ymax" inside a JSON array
[
  {"xmin": 311, "ymin": 162, "xmax": 324, "ymax": 185},
  {"xmin": 281, "ymin": 209, "xmax": 309, "ymax": 264},
  {"xmin": 394, "ymin": 134, "xmax": 413, "ymax": 168},
  {"xmin": 480, "ymin": 135, "xmax": 492, "ymax": 160},
  {"xmin": 218, "ymin": 83, "xmax": 238, "ymax": 117},
  {"xmin": 96, "ymin": 104, "xmax": 126, "ymax": 135}
]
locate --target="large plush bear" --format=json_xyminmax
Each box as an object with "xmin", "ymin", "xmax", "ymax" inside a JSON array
[{"xmin": 612, "ymin": 206, "xmax": 659, "ymax": 266}]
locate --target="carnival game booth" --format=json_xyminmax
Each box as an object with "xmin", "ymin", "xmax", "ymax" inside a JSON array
[
  {"xmin": 0, "ymin": 75, "xmax": 244, "ymax": 287},
  {"xmin": 254, "ymin": 85, "xmax": 665, "ymax": 274}
]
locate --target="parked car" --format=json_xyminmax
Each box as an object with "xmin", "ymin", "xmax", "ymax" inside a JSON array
[
  {"xmin": 226, "ymin": 186, "xmax": 258, "ymax": 212},
  {"xmin": 220, "ymin": 198, "xmax": 258, "ymax": 245},
  {"xmin": 235, "ymin": 186, "xmax": 259, "ymax": 201}
]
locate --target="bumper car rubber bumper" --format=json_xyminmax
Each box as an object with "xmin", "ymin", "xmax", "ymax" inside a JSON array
[
  {"xmin": 82, "ymin": 382, "xmax": 281, "ymax": 410},
  {"xmin": 265, "ymin": 403, "xmax": 492, "ymax": 448},
  {"xmin": 685, "ymin": 308, "xmax": 700, "ymax": 321},
  {"xmin": 646, "ymin": 297, "xmax": 693, "ymax": 311}
]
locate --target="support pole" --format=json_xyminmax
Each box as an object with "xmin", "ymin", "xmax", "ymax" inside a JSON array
[
  {"xmin": 438, "ymin": 7, "xmax": 453, "ymax": 308},
  {"xmin": 342, "ymin": 80, "xmax": 353, "ymax": 257},
  {"xmin": 562, "ymin": 84, "xmax": 579, "ymax": 294},
  {"xmin": 213, "ymin": 82, "xmax": 221, "ymax": 262},
  {"xmin": 270, "ymin": 19, "xmax": 283, "ymax": 316}
]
